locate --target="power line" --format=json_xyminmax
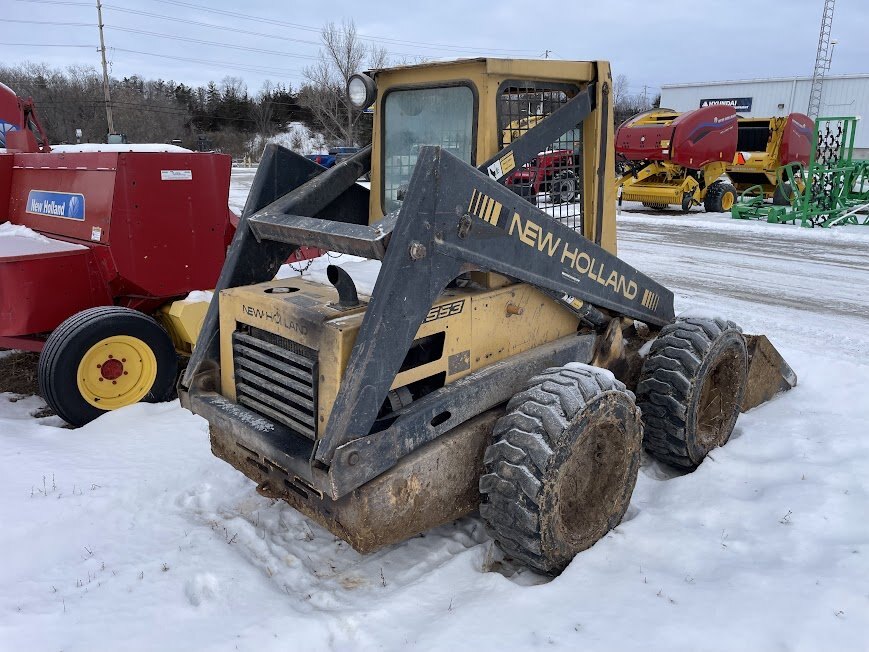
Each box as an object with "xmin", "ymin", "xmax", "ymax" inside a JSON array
[
  {"xmin": 0, "ymin": 41, "xmax": 94, "ymax": 48},
  {"xmin": 12, "ymin": 0, "xmax": 92, "ymax": 4},
  {"xmin": 3, "ymin": 13, "xmax": 458, "ymax": 74},
  {"xmin": 127, "ymin": 0, "xmax": 540, "ymax": 55},
  {"xmin": 102, "ymin": 5, "xmax": 322, "ymax": 47},
  {"xmin": 110, "ymin": 47, "xmax": 303, "ymax": 77},
  {"xmin": 0, "ymin": 42, "xmax": 304, "ymax": 78},
  {"xmin": 106, "ymin": 25, "xmax": 321, "ymax": 60},
  {"xmin": 5, "ymin": 18, "xmax": 94, "ymax": 27},
  {"xmin": 3, "ymin": 17, "xmax": 318, "ymax": 67},
  {"xmin": 101, "ymin": 6, "xmax": 445, "ymax": 62},
  {"xmin": 15, "ymin": 0, "xmax": 537, "ymax": 56}
]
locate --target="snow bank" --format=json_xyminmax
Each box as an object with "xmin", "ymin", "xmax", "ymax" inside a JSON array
[
  {"xmin": 250, "ymin": 122, "xmax": 327, "ymax": 157},
  {"xmin": 184, "ymin": 290, "xmax": 214, "ymax": 303},
  {"xmin": 616, "ymin": 200, "xmax": 869, "ymax": 244}
]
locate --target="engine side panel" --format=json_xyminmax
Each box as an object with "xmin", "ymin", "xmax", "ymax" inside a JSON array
[{"xmin": 217, "ymin": 276, "xmax": 580, "ymax": 436}]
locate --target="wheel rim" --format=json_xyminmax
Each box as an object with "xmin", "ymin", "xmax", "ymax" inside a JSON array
[
  {"xmin": 552, "ymin": 178, "xmax": 574, "ymax": 202},
  {"xmin": 554, "ymin": 419, "xmax": 630, "ymax": 550},
  {"xmin": 76, "ymin": 335, "xmax": 157, "ymax": 410},
  {"xmin": 695, "ymin": 348, "xmax": 743, "ymax": 450},
  {"xmin": 721, "ymin": 191, "xmax": 734, "ymax": 211}
]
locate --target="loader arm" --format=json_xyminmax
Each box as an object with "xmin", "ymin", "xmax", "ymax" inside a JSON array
[{"xmin": 312, "ymin": 146, "xmax": 674, "ymax": 477}]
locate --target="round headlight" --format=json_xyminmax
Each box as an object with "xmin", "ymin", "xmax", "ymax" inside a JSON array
[{"xmin": 347, "ymin": 73, "xmax": 376, "ymax": 110}]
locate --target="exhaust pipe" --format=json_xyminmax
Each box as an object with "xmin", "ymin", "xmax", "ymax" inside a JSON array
[{"xmin": 327, "ymin": 265, "xmax": 360, "ymax": 308}]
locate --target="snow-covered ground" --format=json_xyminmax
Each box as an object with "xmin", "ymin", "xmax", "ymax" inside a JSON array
[
  {"xmin": 1, "ymin": 180, "xmax": 868, "ymax": 650},
  {"xmin": 227, "ymin": 167, "xmax": 256, "ymax": 215}
]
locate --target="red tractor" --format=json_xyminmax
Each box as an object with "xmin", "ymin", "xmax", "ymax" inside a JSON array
[
  {"xmin": 0, "ymin": 83, "xmax": 319, "ymax": 425},
  {"xmin": 505, "ymin": 148, "xmax": 579, "ymax": 204}
]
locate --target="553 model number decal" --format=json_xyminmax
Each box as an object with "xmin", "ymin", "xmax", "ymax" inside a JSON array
[{"xmin": 424, "ymin": 299, "xmax": 465, "ymax": 323}]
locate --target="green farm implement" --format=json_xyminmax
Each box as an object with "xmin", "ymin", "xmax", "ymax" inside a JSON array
[{"xmin": 732, "ymin": 116, "xmax": 869, "ymax": 227}]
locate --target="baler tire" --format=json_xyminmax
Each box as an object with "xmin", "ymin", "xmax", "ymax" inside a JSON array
[
  {"xmin": 681, "ymin": 193, "xmax": 693, "ymax": 212},
  {"xmin": 704, "ymin": 182, "xmax": 737, "ymax": 213},
  {"xmin": 636, "ymin": 317, "xmax": 748, "ymax": 470},
  {"xmin": 479, "ymin": 363, "xmax": 642, "ymax": 575},
  {"xmin": 38, "ymin": 306, "xmax": 178, "ymax": 427}
]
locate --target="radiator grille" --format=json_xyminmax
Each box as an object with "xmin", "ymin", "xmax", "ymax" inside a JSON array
[{"xmin": 232, "ymin": 326, "xmax": 318, "ymax": 439}]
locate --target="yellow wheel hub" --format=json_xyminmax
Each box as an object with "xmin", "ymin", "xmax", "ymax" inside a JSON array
[
  {"xmin": 721, "ymin": 192, "xmax": 735, "ymax": 211},
  {"xmin": 76, "ymin": 335, "xmax": 157, "ymax": 410}
]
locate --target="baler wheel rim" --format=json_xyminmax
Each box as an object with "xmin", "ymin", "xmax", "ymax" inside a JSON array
[
  {"xmin": 76, "ymin": 335, "xmax": 158, "ymax": 410},
  {"xmin": 38, "ymin": 306, "xmax": 178, "ymax": 426},
  {"xmin": 721, "ymin": 191, "xmax": 735, "ymax": 211}
]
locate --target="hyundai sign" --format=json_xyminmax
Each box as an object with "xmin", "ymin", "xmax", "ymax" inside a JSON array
[{"xmin": 700, "ymin": 97, "xmax": 753, "ymax": 112}]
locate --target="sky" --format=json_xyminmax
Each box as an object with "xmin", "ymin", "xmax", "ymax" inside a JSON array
[{"xmin": 2, "ymin": 0, "xmax": 868, "ymax": 97}]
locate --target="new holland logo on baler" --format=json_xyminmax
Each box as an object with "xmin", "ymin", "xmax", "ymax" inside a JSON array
[{"xmin": 25, "ymin": 190, "xmax": 86, "ymax": 220}]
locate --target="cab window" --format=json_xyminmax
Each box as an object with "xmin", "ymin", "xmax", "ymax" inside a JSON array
[{"xmin": 382, "ymin": 85, "xmax": 475, "ymax": 213}]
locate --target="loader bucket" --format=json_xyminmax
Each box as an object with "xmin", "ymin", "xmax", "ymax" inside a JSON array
[{"xmin": 741, "ymin": 334, "xmax": 797, "ymax": 412}]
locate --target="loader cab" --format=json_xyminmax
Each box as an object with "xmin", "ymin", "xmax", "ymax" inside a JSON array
[{"xmin": 358, "ymin": 58, "xmax": 617, "ymax": 254}]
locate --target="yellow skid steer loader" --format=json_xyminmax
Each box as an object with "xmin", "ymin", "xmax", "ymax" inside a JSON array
[{"xmin": 179, "ymin": 59, "xmax": 795, "ymax": 575}]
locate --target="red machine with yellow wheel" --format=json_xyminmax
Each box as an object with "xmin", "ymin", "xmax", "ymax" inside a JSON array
[
  {"xmin": 0, "ymin": 82, "xmax": 319, "ymax": 425},
  {"xmin": 615, "ymin": 105, "xmax": 813, "ymax": 212}
]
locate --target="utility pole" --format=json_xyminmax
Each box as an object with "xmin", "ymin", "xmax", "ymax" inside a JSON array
[
  {"xmin": 642, "ymin": 85, "xmax": 648, "ymax": 109},
  {"xmin": 96, "ymin": 0, "xmax": 114, "ymax": 134}
]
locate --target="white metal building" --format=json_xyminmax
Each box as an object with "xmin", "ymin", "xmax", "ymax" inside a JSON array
[{"xmin": 660, "ymin": 74, "xmax": 869, "ymax": 157}]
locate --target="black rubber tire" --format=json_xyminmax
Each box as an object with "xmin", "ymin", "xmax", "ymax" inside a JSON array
[
  {"xmin": 636, "ymin": 317, "xmax": 748, "ymax": 470},
  {"xmin": 703, "ymin": 182, "xmax": 737, "ymax": 213},
  {"xmin": 773, "ymin": 182, "xmax": 793, "ymax": 206},
  {"xmin": 38, "ymin": 306, "xmax": 178, "ymax": 427},
  {"xmin": 549, "ymin": 171, "xmax": 576, "ymax": 204},
  {"xmin": 479, "ymin": 363, "xmax": 642, "ymax": 575},
  {"xmin": 681, "ymin": 193, "xmax": 693, "ymax": 212},
  {"xmin": 703, "ymin": 181, "xmax": 721, "ymax": 211}
]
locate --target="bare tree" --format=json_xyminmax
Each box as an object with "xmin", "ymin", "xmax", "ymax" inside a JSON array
[
  {"xmin": 611, "ymin": 74, "xmax": 656, "ymax": 128},
  {"xmin": 300, "ymin": 19, "xmax": 387, "ymax": 146},
  {"xmin": 613, "ymin": 74, "xmax": 630, "ymax": 108},
  {"xmin": 369, "ymin": 45, "xmax": 389, "ymax": 71},
  {"xmin": 220, "ymin": 76, "xmax": 247, "ymax": 99},
  {"xmin": 251, "ymin": 79, "xmax": 275, "ymax": 140}
]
